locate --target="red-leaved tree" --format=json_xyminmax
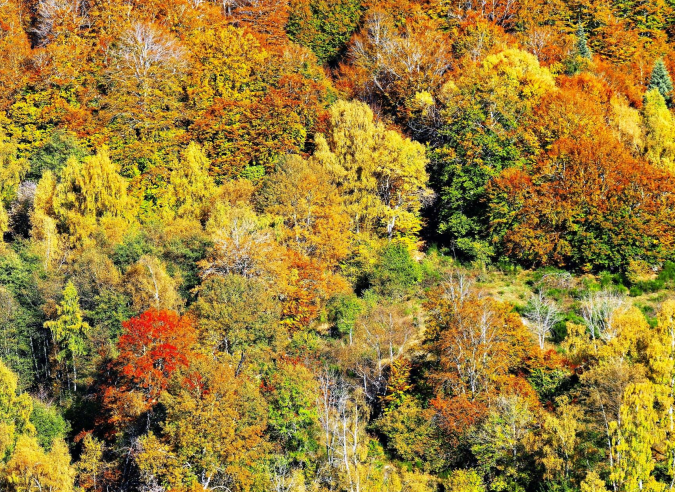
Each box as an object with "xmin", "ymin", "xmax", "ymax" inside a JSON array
[{"xmin": 100, "ymin": 309, "xmax": 197, "ymax": 436}]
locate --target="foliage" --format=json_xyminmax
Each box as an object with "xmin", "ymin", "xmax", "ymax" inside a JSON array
[
  {"xmin": 287, "ymin": 0, "xmax": 362, "ymax": 63},
  {"xmin": 648, "ymin": 59, "xmax": 673, "ymax": 105},
  {"xmin": 4, "ymin": 0, "xmax": 675, "ymax": 489}
]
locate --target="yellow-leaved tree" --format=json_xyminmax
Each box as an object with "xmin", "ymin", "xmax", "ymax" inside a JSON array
[
  {"xmin": 163, "ymin": 142, "xmax": 217, "ymax": 223},
  {"xmin": 260, "ymin": 154, "xmax": 351, "ymax": 268},
  {"xmin": 31, "ymin": 171, "xmax": 63, "ymax": 270},
  {"xmin": 609, "ymin": 382, "xmax": 666, "ymax": 492},
  {"xmin": 643, "ymin": 88, "xmax": 675, "ymax": 173},
  {"xmin": 135, "ymin": 358, "xmax": 268, "ymax": 491},
  {"xmin": 314, "ymin": 100, "xmax": 431, "ymax": 242},
  {"xmin": 53, "ymin": 148, "xmax": 136, "ymax": 246},
  {"xmin": 0, "ymin": 129, "xmax": 28, "ymax": 235},
  {"xmin": 0, "ymin": 360, "xmax": 76, "ymax": 491}
]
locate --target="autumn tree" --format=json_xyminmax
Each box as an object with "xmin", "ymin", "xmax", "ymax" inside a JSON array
[
  {"xmin": 471, "ymin": 395, "xmax": 537, "ymax": 491},
  {"xmin": 523, "ymin": 291, "xmax": 561, "ymax": 349},
  {"xmin": 2, "ymin": 436, "xmax": 76, "ymax": 491},
  {"xmin": 53, "ymin": 149, "xmax": 135, "ymax": 247},
  {"xmin": 187, "ymin": 26, "xmax": 330, "ymax": 179},
  {"xmin": 338, "ymin": 302, "xmax": 416, "ymax": 405},
  {"xmin": 105, "ymin": 21, "xmax": 186, "ymax": 168},
  {"xmin": 123, "ymin": 255, "xmax": 183, "ymax": 313},
  {"xmin": 0, "ymin": 359, "xmax": 34, "ymax": 455},
  {"xmin": 0, "ymin": 360, "xmax": 75, "ymax": 490},
  {"xmin": 314, "ymin": 99, "xmax": 430, "ymax": 241},
  {"xmin": 135, "ymin": 357, "xmax": 268, "ymax": 491},
  {"xmin": 259, "ymin": 154, "xmax": 351, "ymax": 268},
  {"xmin": 643, "ymin": 88, "xmax": 675, "ymax": 172},
  {"xmin": 347, "ymin": 11, "xmax": 451, "ymax": 117},
  {"xmin": 537, "ymin": 398, "xmax": 586, "ymax": 485},
  {"xmin": 0, "ymin": 0, "xmax": 30, "ymax": 110},
  {"xmin": 609, "ymin": 382, "xmax": 666, "ymax": 492},
  {"xmin": 425, "ymin": 272, "xmax": 540, "ymax": 443},
  {"xmin": 101, "ymin": 309, "xmax": 196, "ymax": 434},
  {"xmin": 489, "ymin": 132, "xmax": 675, "ymax": 270},
  {"xmin": 162, "ymin": 142, "xmax": 217, "ymax": 223},
  {"xmin": 191, "ymin": 273, "xmax": 282, "ymax": 356},
  {"xmin": 0, "ymin": 130, "xmax": 29, "ymax": 211},
  {"xmin": 426, "ymin": 48, "xmax": 554, "ymax": 262},
  {"xmin": 44, "ymin": 281, "xmax": 91, "ymax": 392}
]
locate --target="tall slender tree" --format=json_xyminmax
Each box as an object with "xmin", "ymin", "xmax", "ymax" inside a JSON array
[
  {"xmin": 576, "ymin": 23, "xmax": 592, "ymax": 60},
  {"xmin": 44, "ymin": 282, "xmax": 91, "ymax": 392},
  {"xmin": 649, "ymin": 59, "xmax": 674, "ymax": 106}
]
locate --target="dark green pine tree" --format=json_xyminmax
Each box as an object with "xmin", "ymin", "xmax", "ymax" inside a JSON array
[
  {"xmin": 576, "ymin": 23, "xmax": 592, "ymax": 60},
  {"xmin": 649, "ymin": 59, "xmax": 674, "ymax": 105}
]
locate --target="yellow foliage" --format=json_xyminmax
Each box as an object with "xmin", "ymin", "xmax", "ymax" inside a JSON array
[
  {"xmin": 161, "ymin": 142, "xmax": 217, "ymax": 223},
  {"xmin": 0, "ymin": 360, "xmax": 33, "ymax": 438},
  {"xmin": 31, "ymin": 171, "xmax": 63, "ymax": 270},
  {"xmin": 0, "ymin": 131, "xmax": 28, "ymax": 207},
  {"xmin": 598, "ymin": 306, "xmax": 651, "ymax": 361},
  {"xmin": 610, "ymin": 382, "xmax": 667, "ymax": 492},
  {"xmin": 609, "ymin": 96, "xmax": 644, "ymax": 153},
  {"xmin": 2, "ymin": 436, "xmax": 76, "ymax": 492},
  {"xmin": 0, "ymin": 207, "xmax": 8, "ymax": 235},
  {"xmin": 481, "ymin": 48, "xmax": 556, "ymax": 103},
  {"xmin": 124, "ymin": 255, "xmax": 183, "ymax": 312},
  {"xmin": 580, "ymin": 471, "xmax": 609, "ymax": 492},
  {"xmin": 643, "ymin": 89, "xmax": 675, "ymax": 173},
  {"xmin": 444, "ymin": 469, "xmax": 486, "ymax": 492},
  {"xmin": 539, "ymin": 398, "xmax": 584, "ymax": 481},
  {"xmin": 54, "ymin": 148, "xmax": 136, "ymax": 247},
  {"xmin": 314, "ymin": 100, "xmax": 430, "ymax": 240}
]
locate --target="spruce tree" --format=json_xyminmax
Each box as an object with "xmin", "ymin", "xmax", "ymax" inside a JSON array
[
  {"xmin": 576, "ymin": 23, "xmax": 592, "ymax": 60},
  {"xmin": 649, "ymin": 59, "xmax": 674, "ymax": 105}
]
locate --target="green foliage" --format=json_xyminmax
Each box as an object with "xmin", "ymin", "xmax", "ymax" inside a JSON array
[
  {"xmin": 576, "ymin": 23, "xmax": 592, "ymax": 60},
  {"xmin": 192, "ymin": 274, "xmax": 281, "ymax": 354},
  {"xmin": 263, "ymin": 362, "xmax": 319, "ymax": 464},
  {"xmin": 30, "ymin": 401, "xmax": 69, "ymax": 451},
  {"xmin": 371, "ymin": 242, "xmax": 421, "ymax": 298},
  {"xmin": 429, "ymin": 50, "xmax": 553, "ymax": 262},
  {"xmin": 113, "ymin": 232, "xmax": 157, "ymax": 268},
  {"xmin": 375, "ymin": 398, "xmax": 447, "ymax": 472},
  {"xmin": 27, "ymin": 131, "xmax": 88, "ymax": 182},
  {"xmin": 44, "ymin": 282, "xmax": 91, "ymax": 362},
  {"xmin": 88, "ymin": 289, "xmax": 133, "ymax": 340},
  {"xmin": 527, "ymin": 368, "xmax": 571, "ymax": 403},
  {"xmin": 0, "ymin": 246, "xmax": 47, "ymax": 384},
  {"xmin": 472, "ymin": 396, "xmax": 536, "ymax": 492},
  {"xmin": 287, "ymin": 0, "xmax": 363, "ymax": 64},
  {"xmin": 327, "ymin": 292, "xmax": 363, "ymax": 338}
]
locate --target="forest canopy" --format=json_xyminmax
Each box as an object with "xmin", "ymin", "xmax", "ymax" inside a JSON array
[{"xmin": 2, "ymin": 0, "xmax": 675, "ymax": 490}]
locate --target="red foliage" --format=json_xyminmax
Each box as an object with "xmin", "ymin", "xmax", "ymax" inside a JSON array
[
  {"xmin": 117, "ymin": 309, "xmax": 197, "ymax": 400},
  {"xmin": 99, "ymin": 309, "xmax": 197, "ymax": 434}
]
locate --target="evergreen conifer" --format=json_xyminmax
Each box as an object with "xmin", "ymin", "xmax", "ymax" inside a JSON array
[
  {"xmin": 649, "ymin": 59, "xmax": 674, "ymax": 105},
  {"xmin": 576, "ymin": 23, "xmax": 592, "ymax": 60}
]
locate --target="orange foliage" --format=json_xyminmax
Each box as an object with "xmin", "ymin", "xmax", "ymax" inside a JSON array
[
  {"xmin": 425, "ymin": 278, "xmax": 541, "ymax": 440},
  {"xmin": 489, "ymin": 131, "xmax": 675, "ymax": 270}
]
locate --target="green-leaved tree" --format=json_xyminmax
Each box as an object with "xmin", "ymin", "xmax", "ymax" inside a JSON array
[{"xmin": 44, "ymin": 281, "xmax": 91, "ymax": 392}]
